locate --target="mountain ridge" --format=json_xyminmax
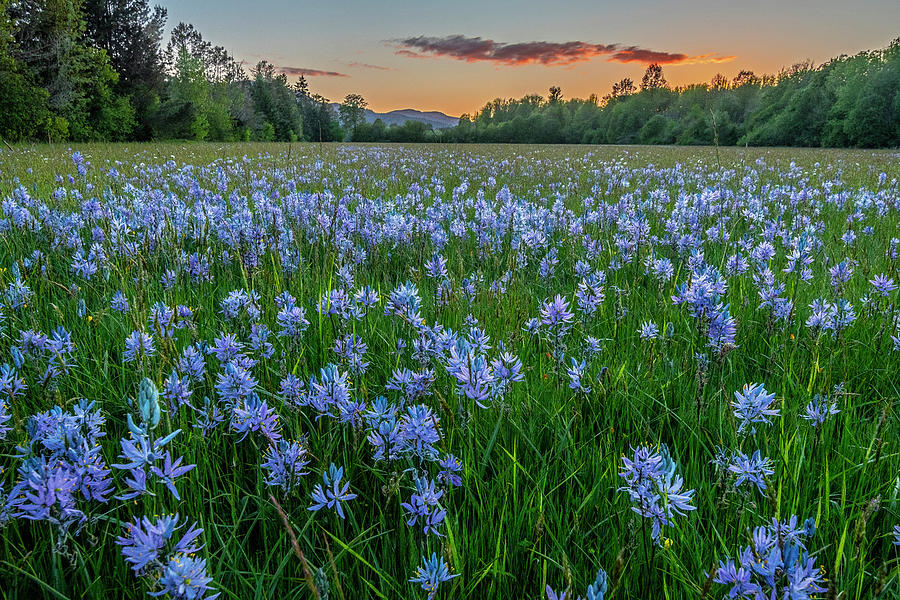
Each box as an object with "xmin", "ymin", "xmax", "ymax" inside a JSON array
[{"xmin": 329, "ymin": 103, "xmax": 459, "ymax": 129}]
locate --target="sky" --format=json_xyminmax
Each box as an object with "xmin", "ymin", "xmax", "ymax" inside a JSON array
[{"xmin": 159, "ymin": 0, "xmax": 900, "ymax": 116}]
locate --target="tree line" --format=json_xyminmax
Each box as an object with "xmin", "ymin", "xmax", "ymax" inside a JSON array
[
  {"xmin": 0, "ymin": 0, "xmax": 430, "ymax": 144},
  {"xmin": 1, "ymin": 1, "xmax": 898, "ymax": 147},
  {"xmin": 446, "ymin": 44, "xmax": 900, "ymax": 148}
]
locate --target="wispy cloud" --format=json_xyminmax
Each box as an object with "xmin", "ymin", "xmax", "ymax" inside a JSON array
[
  {"xmin": 609, "ymin": 47, "xmax": 736, "ymax": 65},
  {"xmin": 347, "ymin": 61, "xmax": 393, "ymax": 71},
  {"xmin": 278, "ymin": 66, "xmax": 348, "ymax": 77},
  {"xmin": 392, "ymin": 35, "xmax": 735, "ymax": 66}
]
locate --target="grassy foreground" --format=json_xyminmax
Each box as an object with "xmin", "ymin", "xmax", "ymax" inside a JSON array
[{"xmin": 0, "ymin": 142, "xmax": 899, "ymax": 599}]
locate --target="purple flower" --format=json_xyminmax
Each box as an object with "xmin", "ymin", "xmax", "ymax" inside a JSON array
[
  {"xmin": 5, "ymin": 278, "xmax": 34, "ymax": 310},
  {"xmin": 446, "ymin": 343, "xmax": 494, "ymax": 408},
  {"xmin": 726, "ymin": 253, "xmax": 751, "ymax": 276},
  {"xmin": 491, "ymin": 351, "xmax": 524, "ymax": 394},
  {"xmin": 386, "ymin": 367, "xmax": 434, "ymax": 404},
  {"xmin": 149, "ymin": 451, "xmax": 196, "ymax": 501},
  {"xmin": 278, "ymin": 374, "xmax": 304, "ymax": 407},
  {"xmin": 806, "ymin": 299, "xmax": 833, "ymax": 331},
  {"xmin": 123, "ymin": 331, "xmax": 155, "ymax": 365},
  {"xmin": 0, "ymin": 398, "xmax": 11, "ymax": 441},
  {"xmin": 231, "ymin": 394, "xmax": 281, "ymax": 442},
  {"xmin": 576, "ymin": 279, "xmax": 604, "ymax": 316},
  {"xmin": 308, "ymin": 464, "xmax": 357, "ymax": 519},
  {"xmin": 831, "ymin": 298, "xmax": 856, "ymax": 333},
  {"xmin": 333, "ymin": 333, "xmax": 369, "ymax": 374},
  {"xmin": 220, "ymin": 289, "xmax": 261, "ymax": 322},
  {"xmin": 732, "ymin": 383, "xmax": 779, "ymax": 434},
  {"xmin": 215, "ymin": 362, "xmax": 257, "ymax": 404},
  {"xmin": 437, "ymin": 454, "xmax": 463, "ymax": 488},
  {"xmin": 364, "ymin": 398, "xmax": 406, "ymax": 461},
  {"xmin": 672, "ymin": 264, "xmax": 727, "ymax": 318},
  {"xmin": 540, "ymin": 294, "xmax": 575, "ymax": 332},
  {"xmin": 116, "ymin": 514, "xmax": 203, "ymax": 574},
  {"xmin": 149, "ymin": 302, "xmax": 176, "ymax": 338},
  {"xmin": 707, "ymin": 303, "xmax": 737, "ymax": 352},
  {"xmin": 399, "ymin": 404, "xmax": 441, "ymax": 459},
  {"xmin": 545, "ymin": 586, "xmax": 569, "ymax": 600},
  {"xmin": 16, "ymin": 329, "xmax": 48, "ymax": 358},
  {"xmin": 715, "ymin": 515, "xmax": 825, "ymax": 599},
  {"xmin": 830, "ymin": 260, "xmax": 853, "ymax": 292},
  {"xmin": 113, "ymin": 428, "xmax": 186, "ymax": 501},
  {"xmin": 619, "ymin": 445, "xmax": 695, "ymax": 544},
  {"xmin": 523, "ymin": 317, "xmax": 541, "ymax": 335},
  {"xmin": 114, "ymin": 433, "xmax": 158, "ymax": 472},
  {"xmin": 318, "ymin": 288, "xmax": 353, "ymax": 320},
  {"xmin": 11, "ymin": 458, "xmax": 85, "ymax": 527},
  {"xmin": 178, "ymin": 345, "xmax": 207, "ymax": 381},
  {"xmin": 192, "ymin": 397, "xmax": 224, "ymax": 435},
  {"xmin": 410, "ymin": 552, "xmax": 458, "ymax": 600},
  {"xmin": 566, "ymin": 358, "xmax": 591, "ymax": 394},
  {"xmin": 0, "ymin": 363, "xmax": 26, "ymax": 403},
  {"xmin": 539, "ymin": 247, "xmax": 559, "ymax": 279},
  {"xmin": 353, "ymin": 285, "xmax": 380, "ymax": 315},
  {"xmin": 160, "ymin": 269, "xmax": 177, "ymax": 290},
  {"xmin": 583, "ymin": 336, "xmax": 603, "ymax": 359},
  {"xmin": 111, "ymin": 291, "xmax": 130, "ymax": 313},
  {"xmin": 800, "ymin": 395, "xmax": 839, "ymax": 427},
  {"xmin": 249, "ymin": 323, "xmax": 274, "ymax": 360},
  {"xmin": 639, "ymin": 321, "xmax": 660, "ymax": 341},
  {"xmin": 261, "ymin": 439, "xmax": 310, "ymax": 493},
  {"xmin": 713, "ymin": 560, "xmax": 755, "ymax": 598},
  {"xmin": 186, "ymin": 252, "xmax": 211, "ymax": 283},
  {"xmin": 366, "ymin": 419, "xmax": 405, "ymax": 462},
  {"xmin": 401, "ymin": 476, "xmax": 446, "ymax": 536},
  {"xmin": 163, "ymin": 369, "xmax": 194, "ymax": 412},
  {"xmin": 275, "ymin": 292, "xmax": 309, "ymax": 338},
  {"xmin": 151, "ymin": 554, "xmax": 219, "ymax": 599},
  {"xmin": 9, "ymin": 400, "xmax": 113, "ymax": 531},
  {"xmin": 208, "ymin": 333, "xmax": 244, "ymax": 364},
  {"xmin": 307, "ymin": 364, "xmax": 353, "ymax": 418},
  {"xmin": 651, "ymin": 257, "xmax": 674, "ymax": 281},
  {"xmin": 425, "ymin": 254, "xmax": 448, "ymax": 279},
  {"xmin": 728, "ymin": 449, "xmax": 774, "ymax": 493},
  {"xmin": 867, "ymin": 272, "xmax": 896, "ymax": 298},
  {"xmin": 44, "ymin": 326, "xmax": 76, "ymax": 380},
  {"xmin": 385, "ymin": 281, "xmax": 422, "ymax": 322}
]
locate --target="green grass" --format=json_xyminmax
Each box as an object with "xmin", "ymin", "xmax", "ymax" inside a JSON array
[{"xmin": 0, "ymin": 142, "xmax": 898, "ymax": 599}]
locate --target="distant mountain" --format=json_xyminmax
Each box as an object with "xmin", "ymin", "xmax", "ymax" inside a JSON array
[{"xmin": 329, "ymin": 104, "xmax": 458, "ymax": 129}]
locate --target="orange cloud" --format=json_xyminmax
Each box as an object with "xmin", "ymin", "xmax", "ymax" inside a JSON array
[
  {"xmin": 393, "ymin": 35, "xmax": 735, "ymax": 66},
  {"xmin": 680, "ymin": 53, "xmax": 738, "ymax": 65}
]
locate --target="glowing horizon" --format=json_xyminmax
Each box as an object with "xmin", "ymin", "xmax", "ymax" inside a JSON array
[{"xmin": 159, "ymin": 0, "xmax": 900, "ymax": 117}]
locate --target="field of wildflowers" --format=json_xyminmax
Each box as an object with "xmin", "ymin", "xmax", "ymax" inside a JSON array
[{"xmin": 0, "ymin": 142, "xmax": 899, "ymax": 599}]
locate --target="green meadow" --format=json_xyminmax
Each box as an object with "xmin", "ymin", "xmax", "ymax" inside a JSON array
[{"xmin": 0, "ymin": 142, "xmax": 898, "ymax": 600}]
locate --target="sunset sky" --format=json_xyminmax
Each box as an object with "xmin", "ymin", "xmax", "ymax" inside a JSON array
[{"xmin": 160, "ymin": 0, "xmax": 900, "ymax": 116}]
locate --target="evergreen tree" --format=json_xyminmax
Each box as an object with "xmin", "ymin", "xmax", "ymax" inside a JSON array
[
  {"xmin": 7, "ymin": 0, "xmax": 135, "ymax": 140},
  {"xmin": 250, "ymin": 60, "xmax": 302, "ymax": 141},
  {"xmin": 82, "ymin": 0, "xmax": 166, "ymax": 92},
  {"xmin": 0, "ymin": 0, "xmax": 53, "ymax": 141},
  {"xmin": 295, "ymin": 77, "xmax": 341, "ymax": 142},
  {"xmin": 81, "ymin": 0, "xmax": 166, "ymax": 138}
]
